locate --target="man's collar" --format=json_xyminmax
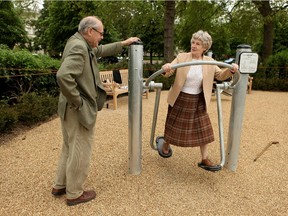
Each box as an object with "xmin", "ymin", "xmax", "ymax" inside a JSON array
[{"xmin": 74, "ymin": 32, "xmax": 92, "ymax": 52}]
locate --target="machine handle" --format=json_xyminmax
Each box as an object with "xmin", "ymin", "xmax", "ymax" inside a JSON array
[{"xmin": 145, "ymin": 60, "xmax": 240, "ymax": 88}]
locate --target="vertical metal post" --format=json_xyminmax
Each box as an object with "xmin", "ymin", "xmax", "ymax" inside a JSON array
[
  {"xmin": 225, "ymin": 44, "xmax": 251, "ymax": 171},
  {"xmin": 128, "ymin": 41, "xmax": 143, "ymax": 175}
]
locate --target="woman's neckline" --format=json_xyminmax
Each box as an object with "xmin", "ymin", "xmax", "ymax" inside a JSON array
[{"xmin": 191, "ymin": 54, "xmax": 203, "ymax": 60}]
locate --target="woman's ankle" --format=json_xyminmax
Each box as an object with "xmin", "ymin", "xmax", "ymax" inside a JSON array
[{"xmin": 163, "ymin": 142, "xmax": 170, "ymax": 154}]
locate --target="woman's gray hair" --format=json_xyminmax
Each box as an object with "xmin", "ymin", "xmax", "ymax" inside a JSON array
[
  {"xmin": 78, "ymin": 16, "xmax": 101, "ymax": 33},
  {"xmin": 191, "ymin": 30, "xmax": 212, "ymax": 53}
]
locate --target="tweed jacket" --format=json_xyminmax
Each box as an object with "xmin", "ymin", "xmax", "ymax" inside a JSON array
[
  {"xmin": 57, "ymin": 32, "xmax": 123, "ymax": 129},
  {"xmin": 164, "ymin": 52, "xmax": 233, "ymax": 110}
]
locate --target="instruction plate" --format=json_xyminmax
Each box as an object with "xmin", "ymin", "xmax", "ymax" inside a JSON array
[{"xmin": 239, "ymin": 52, "xmax": 259, "ymax": 74}]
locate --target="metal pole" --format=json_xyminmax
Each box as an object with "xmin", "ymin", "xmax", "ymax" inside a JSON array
[
  {"xmin": 128, "ymin": 41, "xmax": 143, "ymax": 175},
  {"xmin": 225, "ymin": 44, "xmax": 252, "ymax": 171},
  {"xmin": 215, "ymin": 83, "xmax": 227, "ymax": 167},
  {"xmin": 149, "ymin": 87, "xmax": 162, "ymax": 150}
]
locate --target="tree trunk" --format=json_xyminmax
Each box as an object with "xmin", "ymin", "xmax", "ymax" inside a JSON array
[
  {"xmin": 252, "ymin": 0, "xmax": 274, "ymax": 64},
  {"xmin": 164, "ymin": 0, "xmax": 176, "ymax": 63}
]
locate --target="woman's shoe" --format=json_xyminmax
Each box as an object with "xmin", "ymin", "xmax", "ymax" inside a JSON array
[
  {"xmin": 198, "ymin": 158, "xmax": 222, "ymax": 172},
  {"xmin": 156, "ymin": 136, "xmax": 172, "ymax": 158}
]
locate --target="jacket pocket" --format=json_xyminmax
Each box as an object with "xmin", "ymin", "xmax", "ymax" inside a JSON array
[
  {"xmin": 96, "ymin": 86, "xmax": 107, "ymax": 111},
  {"xmin": 77, "ymin": 97, "xmax": 97, "ymax": 130}
]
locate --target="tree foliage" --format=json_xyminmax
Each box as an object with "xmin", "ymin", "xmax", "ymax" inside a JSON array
[
  {"xmin": 0, "ymin": 0, "xmax": 28, "ymax": 49},
  {"xmin": 35, "ymin": 1, "xmax": 99, "ymax": 57},
  {"xmin": 272, "ymin": 6, "xmax": 288, "ymax": 54},
  {"xmin": 34, "ymin": 0, "xmax": 164, "ymax": 58},
  {"xmin": 5, "ymin": 0, "xmax": 288, "ymax": 63},
  {"xmin": 225, "ymin": 1, "xmax": 262, "ymax": 57},
  {"xmin": 252, "ymin": 0, "xmax": 288, "ymax": 63},
  {"xmin": 176, "ymin": 1, "xmax": 232, "ymax": 59},
  {"xmin": 127, "ymin": 1, "xmax": 164, "ymax": 61}
]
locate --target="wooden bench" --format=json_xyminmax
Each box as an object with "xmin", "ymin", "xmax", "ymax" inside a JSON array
[{"xmin": 99, "ymin": 69, "xmax": 149, "ymax": 110}]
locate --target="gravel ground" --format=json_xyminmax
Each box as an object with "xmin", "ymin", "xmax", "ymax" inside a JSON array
[{"xmin": 0, "ymin": 90, "xmax": 287, "ymax": 216}]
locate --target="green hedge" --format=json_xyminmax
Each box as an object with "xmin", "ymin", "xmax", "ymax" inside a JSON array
[
  {"xmin": 0, "ymin": 102, "xmax": 18, "ymax": 132},
  {"xmin": 252, "ymin": 77, "xmax": 288, "ymax": 91},
  {"xmin": 0, "ymin": 45, "xmax": 60, "ymax": 102},
  {"xmin": 16, "ymin": 92, "xmax": 58, "ymax": 125},
  {"xmin": 0, "ymin": 92, "xmax": 58, "ymax": 133},
  {"xmin": 252, "ymin": 50, "xmax": 288, "ymax": 91}
]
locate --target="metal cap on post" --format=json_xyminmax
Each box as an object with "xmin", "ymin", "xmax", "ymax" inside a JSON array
[
  {"xmin": 128, "ymin": 41, "xmax": 143, "ymax": 175},
  {"xmin": 225, "ymin": 44, "xmax": 252, "ymax": 171}
]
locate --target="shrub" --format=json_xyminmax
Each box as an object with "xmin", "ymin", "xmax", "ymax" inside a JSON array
[
  {"xmin": 101, "ymin": 59, "xmax": 129, "ymax": 71},
  {"xmin": 0, "ymin": 46, "xmax": 60, "ymax": 100},
  {"xmin": 0, "ymin": 103, "xmax": 18, "ymax": 132},
  {"xmin": 143, "ymin": 63, "xmax": 175, "ymax": 90},
  {"xmin": 252, "ymin": 50, "xmax": 288, "ymax": 91},
  {"xmin": 266, "ymin": 50, "xmax": 288, "ymax": 79},
  {"xmin": 16, "ymin": 92, "xmax": 58, "ymax": 126},
  {"xmin": 253, "ymin": 77, "xmax": 288, "ymax": 91}
]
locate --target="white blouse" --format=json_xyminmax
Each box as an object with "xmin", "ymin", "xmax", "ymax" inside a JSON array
[{"xmin": 181, "ymin": 65, "xmax": 203, "ymax": 94}]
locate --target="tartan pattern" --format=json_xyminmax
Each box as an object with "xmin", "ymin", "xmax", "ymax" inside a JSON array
[{"xmin": 164, "ymin": 91, "xmax": 214, "ymax": 147}]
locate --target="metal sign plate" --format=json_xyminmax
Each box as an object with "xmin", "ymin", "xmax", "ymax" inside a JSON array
[{"xmin": 239, "ymin": 52, "xmax": 259, "ymax": 73}]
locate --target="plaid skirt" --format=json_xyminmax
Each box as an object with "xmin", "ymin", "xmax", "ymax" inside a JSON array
[{"xmin": 164, "ymin": 91, "xmax": 214, "ymax": 147}]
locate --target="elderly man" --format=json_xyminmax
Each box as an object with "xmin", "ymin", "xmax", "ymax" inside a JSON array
[{"xmin": 52, "ymin": 16, "xmax": 139, "ymax": 206}]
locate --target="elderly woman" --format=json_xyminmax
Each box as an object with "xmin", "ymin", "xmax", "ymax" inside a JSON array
[{"xmin": 158, "ymin": 30, "xmax": 238, "ymax": 172}]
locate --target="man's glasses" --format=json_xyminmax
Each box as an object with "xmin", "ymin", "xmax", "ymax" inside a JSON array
[{"xmin": 92, "ymin": 27, "xmax": 104, "ymax": 36}]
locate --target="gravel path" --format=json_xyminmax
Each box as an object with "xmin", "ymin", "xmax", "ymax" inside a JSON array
[{"xmin": 0, "ymin": 90, "xmax": 287, "ymax": 216}]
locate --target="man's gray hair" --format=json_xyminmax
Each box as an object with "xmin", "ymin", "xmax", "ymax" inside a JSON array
[
  {"xmin": 78, "ymin": 16, "xmax": 101, "ymax": 33},
  {"xmin": 191, "ymin": 30, "xmax": 212, "ymax": 53}
]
